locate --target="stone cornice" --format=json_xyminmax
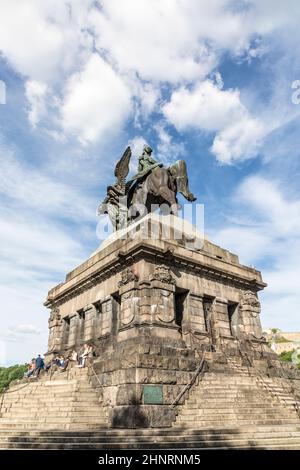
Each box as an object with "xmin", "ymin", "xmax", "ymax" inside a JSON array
[{"xmin": 44, "ymin": 240, "xmax": 266, "ymax": 309}]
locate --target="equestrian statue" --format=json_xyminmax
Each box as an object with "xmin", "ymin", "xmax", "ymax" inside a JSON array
[{"xmin": 98, "ymin": 144, "xmax": 196, "ymax": 230}]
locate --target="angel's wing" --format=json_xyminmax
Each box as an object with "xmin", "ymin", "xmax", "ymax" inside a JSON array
[{"xmin": 114, "ymin": 146, "xmax": 131, "ymax": 188}]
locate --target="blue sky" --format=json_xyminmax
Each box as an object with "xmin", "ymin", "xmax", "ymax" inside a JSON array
[{"xmin": 0, "ymin": 0, "xmax": 300, "ymax": 365}]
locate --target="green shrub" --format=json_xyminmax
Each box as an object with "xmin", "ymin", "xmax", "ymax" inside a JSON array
[
  {"xmin": 279, "ymin": 350, "xmax": 294, "ymax": 362},
  {"xmin": 0, "ymin": 364, "xmax": 27, "ymax": 393}
]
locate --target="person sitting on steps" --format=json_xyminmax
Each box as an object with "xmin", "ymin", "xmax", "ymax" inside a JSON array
[
  {"xmin": 25, "ymin": 359, "xmax": 36, "ymax": 378},
  {"xmin": 61, "ymin": 350, "xmax": 78, "ymax": 372},
  {"xmin": 78, "ymin": 343, "xmax": 93, "ymax": 368}
]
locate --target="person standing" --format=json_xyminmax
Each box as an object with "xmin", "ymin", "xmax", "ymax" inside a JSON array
[{"xmin": 34, "ymin": 354, "xmax": 45, "ymax": 376}]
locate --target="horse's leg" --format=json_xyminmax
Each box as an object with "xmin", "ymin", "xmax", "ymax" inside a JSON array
[
  {"xmin": 158, "ymin": 186, "xmax": 178, "ymax": 216},
  {"xmin": 169, "ymin": 160, "xmax": 196, "ymax": 202},
  {"xmin": 148, "ymin": 168, "xmax": 179, "ymax": 216},
  {"xmin": 128, "ymin": 184, "xmax": 148, "ymax": 222}
]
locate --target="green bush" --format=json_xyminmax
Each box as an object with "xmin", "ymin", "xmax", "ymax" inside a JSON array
[
  {"xmin": 279, "ymin": 350, "xmax": 294, "ymax": 362},
  {"xmin": 276, "ymin": 336, "xmax": 290, "ymax": 343},
  {"xmin": 0, "ymin": 364, "xmax": 27, "ymax": 393}
]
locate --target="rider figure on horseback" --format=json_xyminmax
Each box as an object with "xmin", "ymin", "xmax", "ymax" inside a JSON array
[{"xmin": 129, "ymin": 145, "xmax": 163, "ymax": 183}]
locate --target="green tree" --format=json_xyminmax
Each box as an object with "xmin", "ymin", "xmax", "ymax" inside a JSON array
[
  {"xmin": 279, "ymin": 350, "xmax": 294, "ymax": 362},
  {"xmin": 0, "ymin": 364, "xmax": 27, "ymax": 393}
]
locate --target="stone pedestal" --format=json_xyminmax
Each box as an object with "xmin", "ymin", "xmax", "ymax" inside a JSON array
[{"xmin": 44, "ymin": 213, "xmax": 268, "ymax": 427}]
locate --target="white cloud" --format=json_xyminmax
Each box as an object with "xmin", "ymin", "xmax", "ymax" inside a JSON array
[
  {"xmin": 25, "ymin": 80, "xmax": 49, "ymax": 128},
  {"xmin": 163, "ymin": 79, "xmax": 266, "ymax": 164},
  {"xmin": 1, "ymin": 0, "xmax": 299, "ymax": 152},
  {"xmin": 60, "ymin": 54, "xmax": 132, "ymax": 144},
  {"xmin": 129, "ymin": 136, "xmax": 148, "ymax": 157},
  {"xmin": 163, "ymin": 80, "xmax": 242, "ymax": 131},
  {"xmin": 236, "ymin": 175, "xmax": 300, "ymax": 235},
  {"xmin": 8, "ymin": 324, "xmax": 42, "ymax": 335},
  {"xmin": 0, "ymin": 0, "xmax": 93, "ymax": 82},
  {"xmin": 0, "ymin": 143, "xmax": 97, "ymax": 364},
  {"xmin": 212, "ymin": 174, "xmax": 300, "ymax": 330},
  {"xmin": 90, "ymin": 0, "xmax": 218, "ymax": 84},
  {"xmin": 0, "ymin": 210, "xmax": 86, "ymax": 274},
  {"xmin": 128, "ymin": 129, "xmax": 185, "ymax": 169},
  {"xmin": 3, "ymin": 0, "xmax": 298, "ymax": 88},
  {"xmin": 0, "ymin": 146, "xmax": 94, "ymax": 222},
  {"xmin": 91, "ymin": 0, "xmax": 299, "ymax": 85},
  {"xmin": 128, "ymin": 136, "xmax": 149, "ymax": 171},
  {"xmin": 211, "ymin": 117, "xmax": 265, "ymax": 164},
  {"xmin": 154, "ymin": 124, "xmax": 185, "ymax": 166}
]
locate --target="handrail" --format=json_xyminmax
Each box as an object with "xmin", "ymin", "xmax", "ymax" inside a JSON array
[
  {"xmin": 171, "ymin": 352, "xmax": 207, "ymax": 408},
  {"xmin": 241, "ymin": 338, "xmax": 300, "ymax": 418},
  {"xmin": 255, "ymin": 368, "xmax": 300, "ymax": 418},
  {"xmin": 87, "ymin": 361, "xmax": 102, "ymax": 389}
]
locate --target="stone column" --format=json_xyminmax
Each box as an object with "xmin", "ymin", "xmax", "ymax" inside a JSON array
[
  {"xmin": 119, "ymin": 282, "xmax": 140, "ymax": 329},
  {"xmin": 240, "ymin": 290, "xmax": 263, "ymax": 340},
  {"xmin": 83, "ymin": 304, "xmax": 97, "ymax": 342},
  {"xmin": 100, "ymin": 297, "xmax": 113, "ymax": 337},
  {"xmin": 138, "ymin": 281, "xmax": 152, "ymax": 324},
  {"xmin": 67, "ymin": 313, "xmax": 78, "ymax": 349},
  {"xmin": 47, "ymin": 307, "xmax": 63, "ymax": 353},
  {"xmin": 186, "ymin": 293, "xmax": 206, "ymax": 334},
  {"xmin": 215, "ymin": 297, "xmax": 231, "ymax": 337}
]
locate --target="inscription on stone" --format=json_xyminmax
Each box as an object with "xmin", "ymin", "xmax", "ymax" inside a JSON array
[{"xmin": 143, "ymin": 385, "xmax": 163, "ymax": 404}]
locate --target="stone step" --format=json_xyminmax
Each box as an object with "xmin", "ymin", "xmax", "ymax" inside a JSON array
[
  {"xmin": 0, "ymin": 421, "xmax": 107, "ymax": 429},
  {"xmin": 174, "ymin": 418, "xmax": 300, "ymax": 427},
  {"xmin": 1, "ymin": 437, "xmax": 300, "ymax": 450},
  {"xmin": 185, "ymin": 393, "xmax": 273, "ymax": 400},
  {"xmin": 1, "ymin": 433, "xmax": 299, "ymax": 444},
  {"xmin": 202, "ymin": 377, "xmax": 255, "ymax": 383},
  {"xmin": 0, "ymin": 413, "xmax": 106, "ymax": 422},
  {"xmin": 186, "ymin": 399, "xmax": 287, "ymax": 406},
  {"xmin": 1, "ymin": 424, "xmax": 300, "ymax": 436},
  {"xmin": 176, "ymin": 413, "xmax": 298, "ymax": 423},
  {"xmin": 0, "ymin": 409, "xmax": 107, "ymax": 417},
  {"xmin": 2, "ymin": 393, "xmax": 100, "ymax": 403},
  {"xmin": 188, "ymin": 389, "xmax": 289, "ymax": 397},
  {"xmin": 14, "ymin": 382, "xmax": 98, "ymax": 390},
  {"xmin": 1, "ymin": 434, "xmax": 300, "ymax": 445},
  {"xmin": 1, "ymin": 402, "xmax": 102, "ymax": 411},
  {"xmin": 180, "ymin": 410, "xmax": 298, "ymax": 419},
  {"xmin": 177, "ymin": 407, "xmax": 298, "ymax": 416},
  {"xmin": 3, "ymin": 387, "xmax": 97, "ymax": 394}
]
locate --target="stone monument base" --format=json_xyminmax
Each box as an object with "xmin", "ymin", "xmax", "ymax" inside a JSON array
[{"xmin": 1, "ymin": 214, "xmax": 300, "ymax": 447}]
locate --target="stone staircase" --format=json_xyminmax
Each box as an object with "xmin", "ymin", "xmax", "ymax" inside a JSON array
[
  {"xmin": 1, "ymin": 426, "xmax": 300, "ymax": 449},
  {"xmin": 173, "ymin": 361, "xmax": 300, "ymax": 430},
  {"xmin": 1, "ymin": 357, "xmax": 300, "ymax": 449},
  {"xmin": 0, "ymin": 367, "xmax": 107, "ymax": 431}
]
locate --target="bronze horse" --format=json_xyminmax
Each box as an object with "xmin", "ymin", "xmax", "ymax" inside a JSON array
[
  {"xmin": 128, "ymin": 159, "xmax": 196, "ymax": 221},
  {"xmin": 98, "ymin": 145, "xmax": 196, "ymax": 230}
]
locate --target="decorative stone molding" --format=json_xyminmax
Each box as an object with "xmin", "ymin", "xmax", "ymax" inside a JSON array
[
  {"xmin": 120, "ymin": 290, "xmax": 140, "ymax": 326},
  {"xmin": 150, "ymin": 265, "xmax": 176, "ymax": 285},
  {"xmin": 240, "ymin": 290, "xmax": 261, "ymax": 316},
  {"xmin": 48, "ymin": 307, "xmax": 61, "ymax": 328},
  {"xmin": 240, "ymin": 290, "xmax": 263, "ymax": 340},
  {"xmin": 44, "ymin": 243, "xmax": 265, "ymax": 310},
  {"xmin": 47, "ymin": 307, "xmax": 63, "ymax": 352},
  {"xmin": 153, "ymin": 289, "xmax": 175, "ymax": 323},
  {"xmin": 118, "ymin": 267, "xmax": 139, "ymax": 287}
]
